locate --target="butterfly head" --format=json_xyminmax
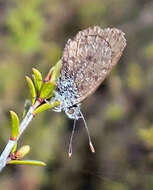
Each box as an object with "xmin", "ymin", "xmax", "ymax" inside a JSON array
[{"xmin": 65, "ymin": 105, "xmax": 81, "ymax": 120}]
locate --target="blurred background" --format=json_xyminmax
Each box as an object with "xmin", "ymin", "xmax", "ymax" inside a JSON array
[{"xmin": 0, "ymin": 0, "xmax": 153, "ymax": 189}]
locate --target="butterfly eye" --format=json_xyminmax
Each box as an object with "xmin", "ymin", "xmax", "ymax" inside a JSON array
[{"xmin": 67, "ymin": 108, "xmax": 74, "ymax": 115}]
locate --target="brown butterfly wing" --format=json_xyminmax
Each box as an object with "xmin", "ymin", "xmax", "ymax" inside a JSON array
[{"xmin": 61, "ymin": 26, "xmax": 126, "ymax": 104}]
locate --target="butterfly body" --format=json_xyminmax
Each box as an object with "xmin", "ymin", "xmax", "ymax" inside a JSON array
[{"xmin": 53, "ymin": 76, "xmax": 81, "ymax": 119}]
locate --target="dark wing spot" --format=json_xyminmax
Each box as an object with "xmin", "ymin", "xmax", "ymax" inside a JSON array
[
  {"xmin": 93, "ymin": 58, "xmax": 97, "ymax": 63},
  {"xmin": 86, "ymin": 55, "xmax": 92, "ymax": 61},
  {"xmin": 94, "ymin": 75, "xmax": 98, "ymax": 81}
]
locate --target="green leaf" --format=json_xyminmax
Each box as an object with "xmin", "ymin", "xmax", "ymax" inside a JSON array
[
  {"xmin": 22, "ymin": 99, "xmax": 31, "ymax": 118},
  {"xmin": 39, "ymin": 81, "xmax": 55, "ymax": 99},
  {"xmin": 33, "ymin": 103, "xmax": 52, "ymax": 115},
  {"xmin": 10, "ymin": 111, "xmax": 19, "ymax": 140},
  {"xmin": 11, "ymin": 143, "xmax": 17, "ymax": 153},
  {"xmin": 32, "ymin": 74, "xmax": 37, "ymax": 88},
  {"xmin": 15, "ymin": 145, "xmax": 30, "ymax": 159},
  {"xmin": 50, "ymin": 59, "xmax": 61, "ymax": 83},
  {"xmin": 32, "ymin": 68, "xmax": 43, "ymax": 92},
  {"xmin": 26, "ymin": 76, "xmax": 36, "ymax": 105},
  {"xmin": 7, "ymin": 160, "xmax": 46, "ymax": 166},
  {"xmin": 45, "ymin": 66, "xmax": 55, "ymax": 81},
  {"xmin": 33, "ymin": 101, "xmax": 60, "ymax": 115}
]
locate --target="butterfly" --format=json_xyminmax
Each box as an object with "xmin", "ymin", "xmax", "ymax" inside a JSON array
[{"xmin": 52, "ymin": 26, "xmax": 126, "ymax": 157}]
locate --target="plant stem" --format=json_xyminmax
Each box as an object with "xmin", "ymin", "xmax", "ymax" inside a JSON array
[{"xmin": 0, "ymin": 100, "xmax": 40, "ymax": 172}]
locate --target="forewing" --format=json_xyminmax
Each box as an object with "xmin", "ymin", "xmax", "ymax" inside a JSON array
[{"xmin": 61, "ymin": 26, "xmax": 126, "ymax": 103}]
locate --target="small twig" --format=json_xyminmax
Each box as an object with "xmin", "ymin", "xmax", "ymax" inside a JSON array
[{"xmin": 0, "ymin": 100, "xmax": 40, "ymax": 172}]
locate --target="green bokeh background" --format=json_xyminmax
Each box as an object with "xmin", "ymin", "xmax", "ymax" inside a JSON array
[{"xmin": 0, "ymin": 0, "xmax": 153, "ymax": 189}]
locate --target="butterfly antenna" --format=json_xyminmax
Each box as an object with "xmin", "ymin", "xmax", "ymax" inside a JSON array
[
  {"xmin": 79, "ymin": 111, "xmax": 95, "ymax": 153},
  {"xmin": 68, "ymin": 119, "xmax": 77, "ymax": 158}
]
